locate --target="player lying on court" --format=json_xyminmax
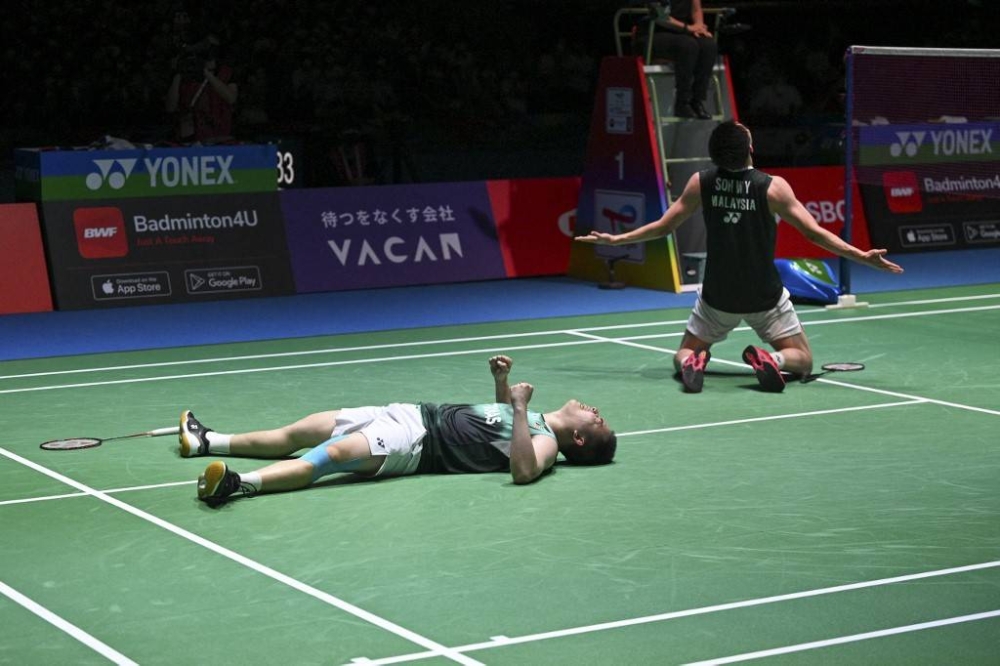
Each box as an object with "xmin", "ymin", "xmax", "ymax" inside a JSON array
[
  {"xmin": 576, "ymin": 121, "xmax": 904, "ymax": 393},
  {"xmin": 181, "ymin": 355, "xmax": 617, "ymax": 505}
]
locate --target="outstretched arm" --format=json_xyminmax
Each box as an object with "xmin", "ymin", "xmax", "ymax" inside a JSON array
[
  {"xmin": 575, "ymin": 173, "xmax": 702, "ymax": 246},
  {"xmin": 490, "ymin": 355, "xmax": 513, "ymax": 403},
  {"xmin": 767, "ymin": 176, "xmax": 904, "ymax": 273},
  {"xmin": 508, "ymin": 382, "xmax": 558, "ymax": 484}
]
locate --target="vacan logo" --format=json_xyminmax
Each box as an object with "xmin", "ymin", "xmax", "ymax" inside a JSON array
[
  {"xmin": 882, "ymin": 171, "xmax": 923, "ymax": 213},
  {"xmin": 890, "ymin": 132, "xmax": 926, "ymax": 158},
  {"xmin": 86, "ymin": 159, "xmax": 138, "ymax": 191}
]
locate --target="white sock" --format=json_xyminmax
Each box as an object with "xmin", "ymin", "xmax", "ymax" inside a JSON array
[
  {"xmin": 772, "ymin": 351, "xmax": 785, "ymax": 369},
  {"xmin": 206, "ymin": 432, "xmax": 232, "ymax": 454},
  {"xmin": 238, "ymin": 471, "xmax": 262, "ymax": 494}
]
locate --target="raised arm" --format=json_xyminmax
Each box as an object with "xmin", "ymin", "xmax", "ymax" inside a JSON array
[
  {"xmin": 508, "ymin": 382, "xmax": 559, "ymax": 484},
  {"xmin": 767, "ymin": 176, "xmax": 904, "ymax": 273},
  {"xmin": 575, "ymin": 172, "xmax": 703, "ymax": 246},
  {"xmin": 490, "ymin": 354, "xmax": 513, "ymax": 403}
]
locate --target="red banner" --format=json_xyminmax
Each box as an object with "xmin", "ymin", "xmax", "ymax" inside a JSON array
[
  {"xmin": 767, "ymin": 166, "xmax": 871, "ymax": 258},
  {"xmin": 488, "ymin": 177, "xmax": 579, "ymax": 277},
  {"xmin": 0, "ymin": 203, "xmax": 53, "ymax": 314}
]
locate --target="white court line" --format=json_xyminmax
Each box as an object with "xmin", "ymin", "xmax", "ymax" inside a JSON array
[
  {"xmin": 0, "ymin": 447, "xmax": 483, "ymax": 666},
  {"xmin": 684, "ymin": 609, "xmax": 1000, "ymax": 665},
  {"xmin": 0, "ymin": 580, "xmax": 139, "ymax": 665},
  {"xmin": 353, "ymin": 560, "xmax": 1000, "ymax": 664},
  {"xmin": 2, "ymin": 295, "xmax": 997, "ymax": 382},
  {"xmin": 0, "ymin": 480, "xmax": 196, "ymax": 507},
  {"xmin": 568, "ymin": 331, "xmax": 1000, "ymax": 418}
]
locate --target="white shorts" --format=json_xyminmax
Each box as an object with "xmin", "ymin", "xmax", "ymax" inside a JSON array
[
  {"xmin": 331, "ymin": 403, "xmax": 426, "ymax": 477},
  {"xmin": 687, "ymin": 288, "xmax": 803, "ymax": 345}
]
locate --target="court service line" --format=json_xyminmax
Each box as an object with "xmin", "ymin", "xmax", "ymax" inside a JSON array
[
  {"xmin": 354, "ymin": 560, "xmax": 1000, "ymax": 664},
  {"xmin": 684, "ymin": 608, "xmax": 1000, "ymax": 665},
  {"xmin": 2, "ymin": 296, "xmax": 997, "ymax": 382},
  {"xmin": 0, "ymin": 580, "xmax": 139, "ymax": 665},
  {"xmin": 568, "ymin": 331, "xmax": 1000, "ymax": 418},
  {"xmin": 0, "ymin": 447, "xmax": 483, "ymax": 666}
]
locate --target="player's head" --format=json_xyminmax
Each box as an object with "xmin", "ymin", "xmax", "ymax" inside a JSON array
[
  {"xmin": 709, "ymin": 121, "xmax": 753, "ymax": 171},
  {"xmin": 558, "ymin": 400, "xmax": 617, "ymax": 466}
]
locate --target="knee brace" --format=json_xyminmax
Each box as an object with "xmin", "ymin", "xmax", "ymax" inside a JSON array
[{"xmin": 300, "ymin": 435, "xmax": 367, "ymax": 482}]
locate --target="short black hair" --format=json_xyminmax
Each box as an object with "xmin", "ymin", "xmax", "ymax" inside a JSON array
[
  {"xmin": 709, "ymin": 121, "xmax": 752, "ymax": 171},
  {"xmin": 562, "ymin": 431, "xmax": 617, "ymax": 466}
]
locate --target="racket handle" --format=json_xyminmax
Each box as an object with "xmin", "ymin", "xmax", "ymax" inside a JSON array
[{"xmin": 148, "ymin": 426, "xmax": 181, "ymax": 437}]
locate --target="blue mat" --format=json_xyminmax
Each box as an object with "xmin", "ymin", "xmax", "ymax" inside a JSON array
[{"xmin": 2, "ymin": 248, "xmax": 998, "ymax": 361}]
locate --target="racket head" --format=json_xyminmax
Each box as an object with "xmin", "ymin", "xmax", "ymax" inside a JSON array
[
  {"xmin": 820, "ymin": 362, "xmax": 865, "ymax": 372},
  {"xmin": 40, "ymin": 437, "xmax": 103, "ymax": 451}
]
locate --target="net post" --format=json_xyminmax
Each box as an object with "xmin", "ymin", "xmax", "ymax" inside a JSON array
[{"xmin": 827, "ymin": 46, "xmax": 867, "ymax": 311}]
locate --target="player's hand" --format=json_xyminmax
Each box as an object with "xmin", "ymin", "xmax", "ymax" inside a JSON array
[
  {"xmin": 489, "ymin": 355, "xmax": 513, "ymax": 382},
  {"xmin": 575, "ymin": 232, "xmax": 618, "ymax": 245},
  {"xmin": 862, "ymin": 249, "xmax": 904, "ymax": 274},
  {"xmin": 510, "ymin": 382, "xmax": 533, "ymax": 407}
]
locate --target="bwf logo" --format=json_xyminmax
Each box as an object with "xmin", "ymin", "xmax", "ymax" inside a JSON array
[
  {"xmin": 86, "ymin": 159, "xmax": 138, "ymax": 191},
  {"xmin": 74, "ymin": 207, "xmax": 129, "ymax": 258},
  {"xmin": 890, "ymin": 132, "xmax": 926, "ymax": 158},
  {"xmin": 882, "ymin": 171, "xmax": 923, "ymax": 213}
]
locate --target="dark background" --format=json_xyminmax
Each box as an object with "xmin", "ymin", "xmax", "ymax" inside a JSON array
[{"xmin": 2, "ymin": 0, "xmax": 995, "ymax": 198}]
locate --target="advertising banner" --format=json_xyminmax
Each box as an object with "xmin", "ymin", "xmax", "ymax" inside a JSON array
[
  {"xmin": 767, "ymin": 166, "xmax": 871, "ymax": 259},
  {"xmin": 281, "ymin": 182, "xmax": 509, "ymax": 292},
  {"xmin": 486, "ymin": 177, "xmax": 578, "ymax": 277},
  {"xmin": 0, "ymin": 203, "xmax": 53, "ymax": 314},
  {"xmin": 856, "ymin": 122, "xmax": 1000, "ymax": 252},
  {"xmin": 14, "ymin": 144, "xmax": 278, "ymax": 202},
  {"xmin": 40, "ymin": 192, "xmax": 294, "ymax": 309}
]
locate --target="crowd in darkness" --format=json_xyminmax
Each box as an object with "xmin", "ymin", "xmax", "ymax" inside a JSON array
[{"xmin": 2, "ymin": 1, "xmax": 996, "ymax": 188}]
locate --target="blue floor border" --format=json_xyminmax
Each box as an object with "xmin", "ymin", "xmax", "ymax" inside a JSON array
[{"xmin": 2, "ymin": 248, "xmax": 999, "ymax": 362}]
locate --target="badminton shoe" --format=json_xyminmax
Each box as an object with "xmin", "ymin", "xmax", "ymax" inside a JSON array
[
  {"xmin": 197, "ymin": 461, "xmax": 254, "ymax": 505},
  {"xmin": 179, "ymin": 410, "xmax": 212, "ymax": 457},
  {"xmin": 742, "ymin": 345, "xmax": 786, "ymax": 393},
  {"xmin": 680, "ymin": 349, "xmax": 711, "ymax": 393}
]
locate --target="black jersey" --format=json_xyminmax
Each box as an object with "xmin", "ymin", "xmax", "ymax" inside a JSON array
[
  {"xmin": 417, "ymin": 403, "xmax": 555, "ymax": 474},
  {"xmin": 698, "ymin": 166, "xmax": 784, "ymax": 313}
]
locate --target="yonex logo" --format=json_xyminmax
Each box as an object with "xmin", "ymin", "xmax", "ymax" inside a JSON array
[
  {"xmin": 890, "ymin": 132, "xmax": 926, "ymax": 158},
  {"xmin": 86, "ymin": 159, "xmax": 138, "ymax": 191},
  {"xmin": 723, "ymin": 211, "xmax": 741, "ymax": 224}
]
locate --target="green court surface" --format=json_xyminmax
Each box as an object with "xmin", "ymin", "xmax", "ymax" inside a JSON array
[{"xmin": 2, "ymin": 284, "xmax": 999, "ymax": 665}]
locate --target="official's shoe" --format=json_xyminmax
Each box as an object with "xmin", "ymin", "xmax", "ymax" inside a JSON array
[
  {"xmin": 742, "ymin": 346, "xmax": 786, "ymax": 393},
  {"xmin": 680, "ymin": 349, "xmax": 711, "ymax": 393},
  {"xmin": 179, "ymin": 410, "xmax": 211, "ymax": 457},
  {"xmin": 690, "ymin": 101, "xmax": 712, "ymax": 119},
  {"xmin": 675, "ymin": 102, "xmax": 697, "ymax": 119},
  {"xmin": 197, "ymin": 461, "xmax": 254, "ymax": 506}
]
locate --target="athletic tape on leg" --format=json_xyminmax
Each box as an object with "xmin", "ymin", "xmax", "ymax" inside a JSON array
[{"xmin": 301, "ymin": 435, "xmax": 367, "ymax": 482}]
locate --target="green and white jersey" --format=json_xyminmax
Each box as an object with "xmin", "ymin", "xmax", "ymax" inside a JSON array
[{"xmin": 417, "ymin": 403, "xmax": 555, "ymax": 474}]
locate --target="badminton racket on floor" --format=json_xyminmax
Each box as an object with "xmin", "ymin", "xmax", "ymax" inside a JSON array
[
  {"xmin": 801, "ymin": 362, "xmax": 866, "ymax": 383},
  {"xmin": 40, "ymin": 426, "xmax": 180, "ymax": 451}
]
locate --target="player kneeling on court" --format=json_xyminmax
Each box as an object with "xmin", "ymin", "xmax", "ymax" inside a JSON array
[
  {"xmin": 576, "ymin": 121, "xmax": 904, "ymax": 393},
  {"xmin": 180, "ymin": 356, "xmax": 617, "ymax": 506}
]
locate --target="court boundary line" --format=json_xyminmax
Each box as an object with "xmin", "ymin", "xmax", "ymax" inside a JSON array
[
  {"xmin": 0, "ymin": 580, "xmax": 139, "ymax": 665},
  {"xmin": 351, "ymin": 560, "xmax": 1000, "ymax": 664},
  {"xmin": 2, "ymin": 295, "xmax": 997, "ymax": 382},
  {"xmin": 0, "ymin": 480, "xmax": 195, "ymax": 507},
  {"xmin": 684, "ymin": 608, "xmax": 1000, "ymax": 665},
  {"xmin": 0, "ymin": 446, "xmax": 484, "ymax": 666}
]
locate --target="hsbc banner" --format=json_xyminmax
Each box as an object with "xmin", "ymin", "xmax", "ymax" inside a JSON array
[
  {"xmin": 856, "ymin": 122, "xmax": 1000, "ymax": 252},
  {"xmin": 280, "ymin": 179, "xmax": 575, "ymax": 292},
  {"xmin": 767, "ymin": 166, "xmax": 871, "ymax": 259},
  {"xmin": 39, "ymin": 193, "xmax": 294, "ymax": 309}
]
